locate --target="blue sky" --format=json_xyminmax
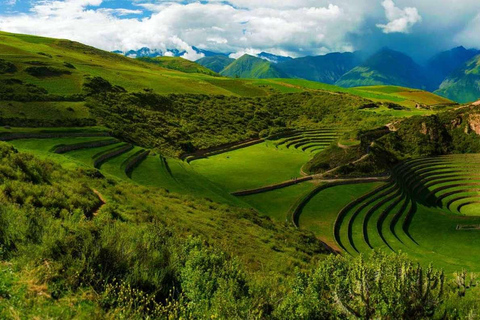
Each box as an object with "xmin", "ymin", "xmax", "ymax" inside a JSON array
[{"xmin": 1, "ymin": 0, "xmax": 479, "ymax": 61}]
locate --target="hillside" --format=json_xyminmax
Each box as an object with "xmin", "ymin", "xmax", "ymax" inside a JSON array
[
  {"xmin": 196, "ymin": 55, "xmax": 235, "ymax": 73},
  {"xmin": 426, "ymin": 46, "xmax": 480, "ymax": 88},
  {"xmin": 277, "ymin": 52, "xmax": 363, "ymax": 84},
  {"xmin": 137, "ymin": 56, "xmax": 218, "ymax": 76},
  {"xmin": 0, "ymin": 31, "xmax": 294, "ymax": 97},
  {"xmin": 335, "ymin": 48, "xmax": 430, "ymax": 90},
  {"xmin": 435, "ymin": 54, "xmax": 480, "ymax": 103},
  {"xmin": 220, "ymin": 54, "xmax": 288, "ymax": 79}
]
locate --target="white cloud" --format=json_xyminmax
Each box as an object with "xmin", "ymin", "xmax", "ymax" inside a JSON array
[
  {"xmin": 455, "ymin": 13, "xmax": 480, "ymax": 48},
  {"xmin": 376, "ymin": 0, "xmax": 421, "ymax": 33},
  {"xmin": 229, "ymin": 48, "xmax": 261, "ymax": 59},
  {"xmin": 0, "ymin": 0, "xmax": 369, "ymax": 60},
  {"xmin": 1, "ymin": 0, "xmax": 479, "ymax": 61}
]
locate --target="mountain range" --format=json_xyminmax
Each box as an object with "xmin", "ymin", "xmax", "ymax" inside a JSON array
[{"xmin": 114, "ymin": 45, "xmax": 480, "ymax": 103}]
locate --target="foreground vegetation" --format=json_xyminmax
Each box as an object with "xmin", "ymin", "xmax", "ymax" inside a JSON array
[{"xmin": 1, "ymin": 142, "xmax": 480, "ymax": 318}]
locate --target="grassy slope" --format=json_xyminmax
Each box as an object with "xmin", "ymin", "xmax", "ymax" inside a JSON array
[
  {"xmin": 264, "ymin": 79, "xmax": 454, "ymax": 108},
  {"xmin": 220, "ymin": 54, "xmax": 288, "ymax": 79},
  {"xmin": 435, "ymin": 54, "xmax": 480, "ymax": 103},
  {"xmin": 137, "ymin": 56, "xmax": 219, "ymax": 76},
  {"xmin": 0, "ymin": 31, "xmax": 454, "ymax": 120},
  {"xmin": 335, "ymin": 48, "xmax": 430, "ymax": 91},
  {"xmin": 299, "ymin": 183, "xmax": 383, "ymax": 250},
  {"xmin": 196, "ymin": 55, "xmax": 235, "ymax": 73},
  {"xmin": 0, "ymin": 31, "xmax": 279, "ymax": 97},
  {"xmin": 189, "ymin": 141, "xmax": 312, "ymax": 193}
]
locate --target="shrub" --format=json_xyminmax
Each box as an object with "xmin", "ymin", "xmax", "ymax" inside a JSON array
[
  {"xmin": 25, "ymin": 66, "xmax": 72, "ymax": 77},
  {"xmin": 0, "ymin": 59, "xmax": 17, "ymax": 74}
]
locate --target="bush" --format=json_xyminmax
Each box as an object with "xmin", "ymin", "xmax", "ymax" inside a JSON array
[
  {"xmin": 0, "ymin": 59, "xmax": 17, "ymax": 74},
  {"xmin": 25, "ymin": 66, "xmax": 72, "ymax": 77}
]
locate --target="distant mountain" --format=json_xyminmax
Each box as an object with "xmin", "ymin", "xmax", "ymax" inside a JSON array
[
  {"xmin": 435, "ymin": 54, "xmax": 480, "ymax": 103},
  {"xmin": 257, "ymin": 52, "xmax": 292, "ymax": 64},
  {"xmin": 138, "ymin": 56, "xmax": 218, "ymax": 76},
  {"xmin": 196, "ymin": 55, "xmax": 235, "ymax": 73},
  {"xmin": 114, "ymin": 47, "xmax": 184, "ymax": 58},
  {"xmin": 335, "ymin": 48, "xmax": 430, "ymax": 90},
  {"xmin": 220, "ymin": 54, "xmax": 288, "ymax": 79},
  {"xmin": 114, "ymin": 47, "xmax": 226, "ymax": 59},
  {"xmin": 277, "ymin": 52, "xmax": 363, "ymax": 84},
  {"xmin": 427, "ymin": 46, "xmax": 480, "ymax": 88}
]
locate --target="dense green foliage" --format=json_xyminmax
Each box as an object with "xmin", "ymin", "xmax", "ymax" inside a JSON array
[
  {"xmin": 87, "ymin": 82, "xmax": 393, "ymax": 155},
  {"xmin": 374, "ymin": 106, "xmax": 480, "ymax": 160}
]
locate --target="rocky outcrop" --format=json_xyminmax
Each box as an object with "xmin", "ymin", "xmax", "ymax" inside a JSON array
[{"xmin": 467, "ymin": 114, "xmax": 480, "ymax": 135}]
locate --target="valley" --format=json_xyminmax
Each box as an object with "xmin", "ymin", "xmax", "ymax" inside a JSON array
[{"xmin": 2, "ymin": 29, "xmax": 480, "ymax": 318}]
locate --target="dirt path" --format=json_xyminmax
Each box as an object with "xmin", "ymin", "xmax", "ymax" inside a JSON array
[
  {"xmin": 236, "ymin": 154, "xmax": 375, "ymax": 196},
  {"xmin": 92, "ymin": 189, "xmax": 106, "ymax": 216}
]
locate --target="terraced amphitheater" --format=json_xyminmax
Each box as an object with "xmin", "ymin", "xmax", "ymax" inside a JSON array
[
  {"xmin": 268, "ymin": 128, "xmax": 346, "ymax": 153},
  {"xmin": 296, "ymin": 153, "xmax": 480, "ymax": 272}
]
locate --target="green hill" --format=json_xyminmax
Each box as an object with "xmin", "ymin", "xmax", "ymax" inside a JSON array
[
  {"xmin": 220, "ymin": 54, "xmax": 288, "ymax": 79},
  {"xmin": 277, "ymin": 52, "xmax": 363, "ymax": 84},
  {"xmin": 0, "ymin": 31, "xmax": 293, "ymax": 97},
  {"xmin": 137, "ymin": 56, "xmax": 219, "ymax": 76},
  {"xmin": 196, "ymin": 55, "xmax": 235, "ymax": 73},
  {"xmin": 335, "ymin": 48, "xmax": 430, "ymax": 90},
  {"xmin": 426, "ymin": 46, "xmax": 480, "ymax": 88},
  {"xmin": 435, "ymin": 54, "xmax": 480, "ymax": 103}
]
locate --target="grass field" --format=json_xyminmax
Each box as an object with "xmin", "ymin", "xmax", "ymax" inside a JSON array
[
  {"xmin": 241, "ymin": 182, "xmax": 318, "ymax": 221},
  {"xmin": 6, "ymin": 130, "xmax": 247, "ymax": 206},
  {"xmin": 189, "ymin": 141, "xmax": 313, "ymax": 193},
  {"xmin": 298, "ymin": 183, "xmax": 383, "ymax": 250}
]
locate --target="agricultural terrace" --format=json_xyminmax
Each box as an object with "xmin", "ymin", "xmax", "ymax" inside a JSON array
[
  {"xmin": 189, "ymin": 128, "xmax": 346, "ymax": 193},
  {"xmin": 293, "ymin": 154, "xmax": 480, "ymax": 272}
]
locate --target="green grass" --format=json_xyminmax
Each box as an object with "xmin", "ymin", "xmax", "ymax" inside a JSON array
[
  {"xmin": 190, "ymin": 141, "xmax": 312, "ymax": 193},
  {"xmin": 138, "ymin": 56, "xmax": 219, "ymax": 76},
  {"xmin": 0, "ymin": 101, "xmax": 91, "ymax": 120},
  {"xmin": 241, "ymin": 182, "xmax": 318, "ymax": 221},
  {"xmin": 264, "ymin": 80, "xmax": 454, "ymax": 108},
  {"xmin": 99, "ymin": 146, "xmax": 144, "ymax": 179},
  {"xmin": 298, "ymin": 183, "xmax": 383, "ymax": 250}
]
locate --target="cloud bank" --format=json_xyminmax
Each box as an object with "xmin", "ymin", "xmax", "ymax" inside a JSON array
[{"xmin": 0, "ymin": 0, "xmax": 479, "ymax": 61}]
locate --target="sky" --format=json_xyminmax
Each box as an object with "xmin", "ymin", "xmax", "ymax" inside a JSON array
[{"xmin": 0, "ymin": 0, "xmax": 479, "ymax": 62}]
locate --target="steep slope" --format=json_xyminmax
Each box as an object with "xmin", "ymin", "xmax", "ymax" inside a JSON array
[
  {"xmin": 435, "ymin": 54, "xmax": 480, "ymax": 103},
  {"xmin": 220, "ymin": 54, "xmax": 288, "ymax": 79},
  {"xmin": 138, "ymin": 56, "xmax": 218, "ymax": 76},
  {"xmin": 196, "ymin": 55, "xmax": 235, "ymax": 73},
  {"xmin": 277, "ymin": 52, "xmax": 363, "ymax": 84},
  {"xmin": 0, "ymin": 31, "xmax": 302, "ymax": 97},
  {"xmin": 426, "ymin": 46, "xmax": 480, "ymax": 88},
  {"xmin": 335, "ymin": 48, "xmax": 430, "ymax": 90}
]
